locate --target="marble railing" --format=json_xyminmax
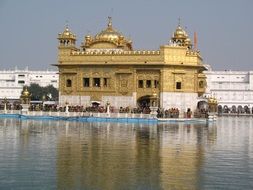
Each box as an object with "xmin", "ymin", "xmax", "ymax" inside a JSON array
[{"xmin": 0, "ymin": 110, "xmax": 156, "ymax": 119}]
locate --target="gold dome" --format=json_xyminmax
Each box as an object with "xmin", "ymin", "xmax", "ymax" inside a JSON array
[
  {"xmin": 173, "ymin": 25, "xmax": 187, "ymax": 39},
  {"xmin": 185, "ymin": 37, "xmax": 192, "ymax": 46},
  {"xmin": 83, "ymin": 17, "xmax": 133, "ymax": 50},
  {"xmin": 58, "ymin": 25, "xmax": 76, "ymax": 40},
  {"xmin": 170, "ymin": 21, "xmax": 193, "ymax": 49},
  {"xmin": 95, "ymin": 17, "xmax": 123, "ymax": 42},
  {"xmin": 85, "ymin": 35, "xmax": 91, "ymax": 39}
]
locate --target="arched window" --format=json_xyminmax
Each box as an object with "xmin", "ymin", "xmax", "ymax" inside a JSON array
[
  {"xmin": 199, "ymin": 81, "xmax": 204, "ymax": 88},
  {"xmin": 238, "ymin": 105, "xmax": 243, "ymax": 113},
  {"xmin": 66, "ymin": 79, "xmax": 72, "ymax": 87},
  {"xmin": 223, "ymin": 105, "xmax": 229, "ymax": 113},
  {"xmin": 218, "ymin": 105, "xmax": 223, "ymax": 114},
  {"xmin": 231, "ymin": 105, "xmax": 237, "ymax": 113},
  {"xmin": 244, "ymin": 105, "xmax": 249, "ymax": 114}
]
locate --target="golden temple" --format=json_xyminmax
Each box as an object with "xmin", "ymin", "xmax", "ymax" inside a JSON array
[{"xmin": 55, "ymin": 17, "xmax": 206, "ymax": 113}]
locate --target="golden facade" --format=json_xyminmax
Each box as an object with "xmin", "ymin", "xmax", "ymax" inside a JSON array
[{"xmin": 55, "ymin": 17, "xmax": 206, "ymax": 112}]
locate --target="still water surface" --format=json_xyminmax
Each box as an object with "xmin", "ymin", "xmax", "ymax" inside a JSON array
[{"xmin": 0, "ymin": 117, "xmax": 253, "ymax": 190}]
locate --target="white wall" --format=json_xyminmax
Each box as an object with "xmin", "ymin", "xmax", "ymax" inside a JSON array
[
  {"xmin": 0, "ymin": 68, "xmax": 58, "ymax": 100},
  {"xmin": 204, "ymin": 70, "xmax": 253, "ymax": 108}
]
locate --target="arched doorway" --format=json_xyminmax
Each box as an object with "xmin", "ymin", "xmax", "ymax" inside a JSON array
[
  {"xmin": 197, "ymin": 101, "xmax": 208, "ymax": 111},
  {"xmin": 137, "ymin": 95, "xmax": 159, "ymax": 114},
  {"xmin": 238, "ymin": 105, "xmax": 243, "ymax": 113},
  {"xmin": 218, "ymin": 105, "xmax": 223, "ymax": 114},
  {"xmin": 223, "ymin": 105, "xmax": 229, "ymax": 113},
  {"xmin": 231, "ymin": 105, "xmax": 237, "ymax": 113},
  {"xmin": 138, "ymin": 96, "xmax": 150, "ymax": 108},
  {"xmin": 244, "ymin": 105, "xmax": 249, "ymax": 114},
  {"xmin": 91, "ymin": 101, "xmax": 100, "ymax": 107}
]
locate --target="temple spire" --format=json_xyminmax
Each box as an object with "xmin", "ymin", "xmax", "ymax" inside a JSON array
[
  {"xmin": 108, "ymin": 16, "xmax": 112, "ymax": 29},
  {"xmin": 178, "ymin": 17, "xmax": 181, "ymax": 26},
  {"xmin": 65, "ymin": 20, "xmax": 69, "ymax": 30}
]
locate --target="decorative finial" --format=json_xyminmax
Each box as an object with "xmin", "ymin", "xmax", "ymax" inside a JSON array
[
  {"xmin": 65, "ymin": 20, "xmax": 69, "ymax": 30},
  {"xmin": 65, "ymin": 20, "xmax": 69, "ymax": 32},
  {"xmin": 108, "ymin": 16, "xmax": 112, "ymax": 29},
  {"xmin": 178, "ymin": 17, "xmax": 181, "ymax": 26}
]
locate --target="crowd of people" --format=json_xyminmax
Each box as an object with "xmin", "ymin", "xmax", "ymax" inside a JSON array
[
  {"xmin": 157, "ymin": 108, "xmax": 180, "ymax": 118},
  {"xmin": 0, "ymin": 102, "xmax": 200, "ymax": 118}
]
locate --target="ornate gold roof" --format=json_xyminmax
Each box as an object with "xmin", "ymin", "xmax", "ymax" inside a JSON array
[
  {"xmin": 173, "ymin": 25, "xmax": 187, "ymax": 39},
  {"xmin": 58, "ymin": 25, "xmax": 76, "ymax": 40},
  {"xmin": 170, "ymin": 21, "xmax": 192, "ymax": 49},
  {"xmin": 95, "ymin": 17, "xmax": 122, "ymax": 41},
  {"xmin": 83, "ymin": 17, "xmax": 132, "ymax": 50}
]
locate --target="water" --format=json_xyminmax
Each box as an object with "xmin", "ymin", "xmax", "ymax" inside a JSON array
[{"xmin": 0, "ymin": 117, "xmax": 253, "ymax": 190}]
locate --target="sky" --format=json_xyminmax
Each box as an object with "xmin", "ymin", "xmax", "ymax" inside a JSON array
[{"xmin": 0, "ymin": 0, "xmax": 252, "ymax": 71}]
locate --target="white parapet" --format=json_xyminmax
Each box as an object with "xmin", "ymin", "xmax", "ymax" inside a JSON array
[
  {"xmin": 102, "ymin": 95, "xmax": 136, "ymax": 108},
  {"xmin": 59, "ymin": 94, "xmax": 90, "ymax": 106},
  {"xmin": 160, "ymin": 92, "xmax": 198, "ymax": 114}
]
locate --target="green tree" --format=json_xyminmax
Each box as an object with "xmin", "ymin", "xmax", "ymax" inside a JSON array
[
  {"xmin": 44, "ymin": 85, "xmax": 58, "ymax": 101},
  {"xmin": 22, "ymin": 83, "xmax": 58, "ymax": 101}
]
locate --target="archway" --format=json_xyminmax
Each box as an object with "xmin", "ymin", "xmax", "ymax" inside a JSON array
[
  {"xmin": 231, "ymin": 105, "xmax": 237, "ymax": 113},
  {"xmin": 238, "ymin": 105, "xmax": 243, "ymax": 113},
  {"xmin": 91, "ymin": 101, "xmax": 100, "ymax": 108},
  {"xmin": 244, "ymin": 105, "xmax": 249, "ymax": 114},
  {"xmin": 218, "ymin": 105, "xmax": 223, "ymax": 114},
  {"xmin": 138, "ymin": 96, "xmax": 150, "ymax": 108},
  {"xmin": 137, "ymin": 95, "xmax": 158, "ymax": 114},
  {"xmin": 197, "ymin": 101, "xmax": 208, "ymax": 110},
  {"xmin": 223, "ymin": 105, "xmax": 229, "ymax": 113}
]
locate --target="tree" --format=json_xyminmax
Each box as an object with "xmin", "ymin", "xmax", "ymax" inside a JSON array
[
  {"xmin": 22, "ymin": 83, "xmax": 59, "ymax": 101},
  {"xmin": 44, "ymin": 85, "xmax": 58, "ymax": 101}
]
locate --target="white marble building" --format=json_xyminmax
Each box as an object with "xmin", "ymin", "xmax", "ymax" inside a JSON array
[
  {"xmin": 0, "ymin": 67, "xmax": 58, "ymax": 101},
  {"xmin": 204, "ymin": 69, "xmax": 253, "ymax": 113}
]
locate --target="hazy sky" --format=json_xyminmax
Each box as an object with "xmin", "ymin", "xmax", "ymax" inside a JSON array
[{"xmin": 0, "ymin": 0, "xmax": 252, "ymax": 71}]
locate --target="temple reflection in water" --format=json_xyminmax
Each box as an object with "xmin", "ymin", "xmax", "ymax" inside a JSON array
[
  {"xmin": 1, "ymin": 118, "xmax": 253, "ymax": 189},
  {"xmin": 0, "ymin": 118, "xmax": 217, "ymax": 189},
  {"xmin": 52, "ymin": 121, "xmax": 216, "ymax": 189}
]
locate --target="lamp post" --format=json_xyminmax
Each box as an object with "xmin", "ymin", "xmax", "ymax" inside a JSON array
[
  {"xmin": 42, "ymin": 95, "xmax": 46, "ymax": 111},
  {"xmin": 3, "ymin": 97, "xmax": 8, "ymax": 114},
  {"xmin": 20, "ymin": 87, "xmax": 31, "ymax": 114},
  {"xmin": 106, "ymin": 101, "xmax": 110, "ymax": 115},
  {"xmin": 65, "ymin": 101, "xmax": 69, "ymax": 114},
  {"xmin": 207, "ymin": 97, "xmax": 218, "ymax": 121},
  {"xmin": 149, "ymin": 91, "xmax": 159, "ymax": 117}
]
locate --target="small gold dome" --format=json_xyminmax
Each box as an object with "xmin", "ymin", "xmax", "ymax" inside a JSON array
[
  {"xmin": 58, "ymin": 25, "xmax": 76, "ymax": 39},
  {"xmin": 170, "ymin": 21, "xmax": 193, "ymax": 49},
  {"xmin": 185, "ymin": 37, "xmax": 192, "ymax": 45},
  {"xmin": 63, "ymin": 27, "xmax": 70, "ymax": 35},
  {"xmin": 85, "ymin": 35, "xmax": 92, "ymax": 42},
  {"xmin": 173, "ymin": 26, "xmax": 187, "ymax": 39},
  {"xmin": 185, "ymin": 37, "xmax": 191, "ymax": 42},
  {"xmin": 208, "ymin": 97, "xmax": 218, "ymax": 105},
  {"xmin": 22, "ymin": 87, "xmax": 30, "ymax": 97}
]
